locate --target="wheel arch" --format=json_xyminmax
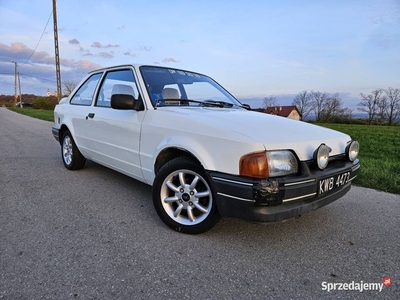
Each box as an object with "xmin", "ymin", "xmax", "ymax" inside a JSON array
[
  {"xmin": 154, "ymin": 147, "xmax": 202, "ymax": 174},
  {"xmin": 58, "ymin": 124, "xmax": 70, "ymax": 144}
]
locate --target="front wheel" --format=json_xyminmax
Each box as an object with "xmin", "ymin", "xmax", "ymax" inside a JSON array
[
  {"xmin": 61, "ymin": 130, "xmax": 86, "ymax": 170},
  {"xmin": 152, "ymin": 157, "xmax": 220, "ymax": 234}
]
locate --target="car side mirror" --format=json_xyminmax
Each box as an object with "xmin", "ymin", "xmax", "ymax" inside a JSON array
[{"xmin": 111, "ymin": 94, "xmax": 144, "ymax": 110}]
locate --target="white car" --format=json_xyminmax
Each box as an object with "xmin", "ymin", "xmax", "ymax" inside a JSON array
[{"xmin": 52, "ymin": 64, "xmax": 360, "ymax": 234}]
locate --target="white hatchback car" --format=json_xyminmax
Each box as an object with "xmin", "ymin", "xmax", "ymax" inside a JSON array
[{"xmin": 52, "ymin": 64, "xmax": 360, "ymax": 234}]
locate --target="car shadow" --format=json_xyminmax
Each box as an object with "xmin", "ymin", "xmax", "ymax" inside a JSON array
[{"xmin": 72, "ymin": 160, "xmax": 359, "ymax": 246}]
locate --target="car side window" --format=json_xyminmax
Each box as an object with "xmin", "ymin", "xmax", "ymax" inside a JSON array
[
  {"xmin": 70, "ymin": 73, "xmax": 102, "ymax": 106},
  {"xmin": 96, "ymin": 69, "xmax": 139, "ymax": 108}
]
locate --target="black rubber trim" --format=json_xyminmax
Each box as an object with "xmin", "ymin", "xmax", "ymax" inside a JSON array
[{"xmin": 51, "ymin": 126, "xmax": 59, "ymax": 142}]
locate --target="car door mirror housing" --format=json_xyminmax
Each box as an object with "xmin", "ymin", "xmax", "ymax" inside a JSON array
[{"xmin": 111, "ymin": 94, "xmax": 144, "ymax": 110}]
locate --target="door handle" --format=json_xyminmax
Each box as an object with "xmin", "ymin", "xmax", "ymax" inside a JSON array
[{"xmin": 86, "ymin": 113, "xmax": 95, "ymax": 120}]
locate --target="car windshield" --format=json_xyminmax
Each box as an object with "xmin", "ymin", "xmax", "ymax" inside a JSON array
[{"xmin": 140, "ymin": 66, "xmax": 243, "ymax": 108}]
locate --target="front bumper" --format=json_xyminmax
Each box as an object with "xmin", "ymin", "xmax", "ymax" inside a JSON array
[{"xmin": 207, "ymin": 159, "xmax": 360, "ymax": 223}]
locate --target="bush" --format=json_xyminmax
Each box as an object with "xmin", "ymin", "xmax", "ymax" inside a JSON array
[
  {"xmin": 308, "ymin": 118, "xmax": 370, "ymax": 125},
  {"xmin": 33, "ymin": 97, "xmax": 58, "ymax": 110},
  {"xmin": 3, "ymin": 100, "xmax": 15, "ymax": 107}
]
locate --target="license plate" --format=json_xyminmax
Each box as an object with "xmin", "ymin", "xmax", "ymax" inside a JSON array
[{"xmin": 319, "ymin": 172, "xmax": 351, "ymax": 194}]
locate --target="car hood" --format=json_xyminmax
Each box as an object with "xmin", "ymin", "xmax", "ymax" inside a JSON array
[{"xmin": 158, "ymin": 107, "xmax": 352, "ymax": 161}]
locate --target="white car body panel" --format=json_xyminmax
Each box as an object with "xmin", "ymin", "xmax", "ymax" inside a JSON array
[
  {"xmin": 139, "ymin": 107, "xmax": 265, "ymax": 184},
  {"xmin": 81, "ymin": 107, "xmax": 146, "ymax": 181}
]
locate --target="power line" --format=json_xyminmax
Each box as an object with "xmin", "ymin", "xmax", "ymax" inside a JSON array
[
  {"xmin": 0, "ymin": 72, "xmax": 57, "ymax": 83},
  {"xmin": 20, "ymin": 74, "xmax": 57, "ymax": 83},
  {"xmin": 21, "ymin": 10, "xmax": 53, "ymax": 66}
]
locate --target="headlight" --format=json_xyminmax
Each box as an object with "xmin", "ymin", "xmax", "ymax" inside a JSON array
[
  {"xmin": 239, "ymin": 150, "xmax": 298, "ymax": 179},
  {"xmin": 346, "ymin": 140, "xmax": 359, "ymax": 162},
  {"xmin": 314, "ymin": 144, "xmax": 330, "ymax": 170},
  {"xmin": 266, "ymin": 150, "xmax": 298, "ymax": 177}
]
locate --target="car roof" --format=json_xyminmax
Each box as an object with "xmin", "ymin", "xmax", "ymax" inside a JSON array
[{"xmin": 89, "ymin": 64, "xmax": 143, "ymax": 74}]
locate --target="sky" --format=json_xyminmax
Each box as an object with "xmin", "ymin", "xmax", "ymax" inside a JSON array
[{"xmin": 0, "ymin": 0, "xmax": 399, "ymax": 109}]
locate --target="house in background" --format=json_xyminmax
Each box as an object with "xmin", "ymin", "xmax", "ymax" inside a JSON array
[{"xmin": 254, "ymin": 106, "xmax": 302, "ymax": 121}]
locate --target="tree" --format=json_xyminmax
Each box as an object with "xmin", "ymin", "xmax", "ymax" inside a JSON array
[
  {"xmin": 310, "ymin": 91, "xmax": 330, "ymax": 122},
  {"xmin": 338, "ymin": 108, "xmax": 353, "ymax": 121},
  {"xmin": 357, "ymin": 90, "xmax": 383, "ymax": 125},
  {"xmin": 319, "ymin": 93, "xmax": 343, "ymax": 122},
  {"xmin": 376, "ymin": 94, "xmax": 388, "ymax": 125},
  {"xmin": 63, "ymin": 80, "xmax": 77, "ymax": 96},
  {"xmin": 385, "ymin": 87, "xmax": 400, "ymax": 125},
  {"xmin": 263, "ymin": 95, "xmax": 277, "ymax": 108},
  {"xmin": 292, "ymin": 91, "xmax": 313, "ymax": 121}
]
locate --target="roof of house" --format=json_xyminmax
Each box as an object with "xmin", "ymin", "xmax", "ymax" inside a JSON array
[{"xmin": 254, "ymin": 105, "xmax": 301, "ymax": 117}]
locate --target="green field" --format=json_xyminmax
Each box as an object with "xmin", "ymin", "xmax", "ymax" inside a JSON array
[
  {"xmin": 8, "ymin": 107, "xmax": 54, "ymax": 122},
  {"xmin": 319, "ymin": 123, "xmax": 400, "ymax": 194},
  {"xmin": 7, "ymin": 108, "xmax": 400, "ymax": 194}
]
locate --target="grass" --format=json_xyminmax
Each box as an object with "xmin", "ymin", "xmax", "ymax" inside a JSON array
[
  {"xmin": 8, "ymin": 107, "xmax": 54, "ymax": 122},
  {"xmin": 318, "ymin": 123, "xmax": 400, "ymax": 194},
  {"xmin": 7, "ymin": 107, "xmax": 399, "ymax": 194}
]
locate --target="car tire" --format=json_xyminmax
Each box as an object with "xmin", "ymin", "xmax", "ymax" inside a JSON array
[
  {"xmin": 152, "ymin": 157, "xmax": 220, "ymax": 234},
  {"xmin": 61, "ymin": 130, "xmax": 86, "ymax": 170}
]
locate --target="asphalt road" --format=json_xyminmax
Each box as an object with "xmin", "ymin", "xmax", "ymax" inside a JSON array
[{"xmin": 0, "ymin": 107, "xmax": 399, "ymax": 300}]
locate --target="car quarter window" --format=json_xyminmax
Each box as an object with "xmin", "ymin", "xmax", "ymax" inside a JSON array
[
  {"xmin": 96, "ymin": 69, "xmax": 140, "ymax": 108},
  {"xmin": 70, "ymin": 73, "xmax": 102, "ymax": 106}
]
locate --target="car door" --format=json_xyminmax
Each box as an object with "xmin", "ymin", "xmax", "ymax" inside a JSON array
[
  {"xmin": 69, "ymin": 72, "xmax": 103, "ymax": 155},
  {"xmin": 84, "ymin": 68, "xmax": 146, "ymax": 181}
]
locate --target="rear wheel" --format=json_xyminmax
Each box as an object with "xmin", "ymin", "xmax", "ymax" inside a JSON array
[
  {"xmin": 61, "ymin": 131, "xmax": 86, "ymax": 170},
  {"xmin": 152, "ymin": 157, "xmax": 220, "ymax": 234}
]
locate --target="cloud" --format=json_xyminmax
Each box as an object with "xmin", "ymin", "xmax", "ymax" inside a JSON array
[
  {"xmin": 162, "ymin": 57, "xmax": 179, "ymax": 63},
  {"xmin": 91, "ymin": 42, "xmax": 102, "ymax": 48},
  {"xmin": 91, "ymin": 42, "xmax": 120, "ymax": 48},
  {"xmin": 137, "ymin": 46, "xmax": 152, "ymax": 52},
  {"xmin": 0, "ymin": 42, "xmax": 36, "ymax": 61},
  {"xmin": 0, "ymin": 42, "xmax": 103, "ymax": 95},
  {"xmin": 74, "ymin": 60, "xmax": 102, "ymax": 71},
  {"xmin": 0, "ymin": 42, "xmax": 102, "ymax": 72},
  {"xmin": 98, "ymin": 52, "xmax": 114, "ymax": 59},
  {"xmin": 69, "ymin": 39, "xmax": 80, "ymax": 45},
  {"xmin": 123, "ymin": 50, "xmax": 136, "ymax": 57}
]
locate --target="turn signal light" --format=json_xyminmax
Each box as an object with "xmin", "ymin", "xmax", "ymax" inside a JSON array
[{"xmin": 239, "ymin": 152, "xmax": 269, "ymax": 178}]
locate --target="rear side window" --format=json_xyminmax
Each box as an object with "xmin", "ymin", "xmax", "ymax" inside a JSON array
[{"xmin": 70, "ymin": 73, "xmax": 102, "ymax": 106}]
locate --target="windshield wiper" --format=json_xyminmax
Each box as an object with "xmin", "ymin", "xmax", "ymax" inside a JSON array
[
  {"xmin": 202, "ymin": 100, "xmax": 251, "ymax": 109},
  {"xmin": 201, "ymin": 100, "xmax": 234, "ymax": 108},
  {"xmin": 157, "ymin": 98, "xmax": 204, "ymax": 106},
  {"xmin": 156, "ymin": 98, "xmax": 243, "ymax": 109}
]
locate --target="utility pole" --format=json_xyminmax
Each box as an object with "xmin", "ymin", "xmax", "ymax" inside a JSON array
[
  {"xmin": 10, "ymin": 60, "xmax": 17, "ymax": 106},
  {"xmin": 17, "ymin": 71, "xmax": 22, "ymax": 108},
  {"xmin": 10, "ymin": 60, "xmax": 22, "ymax": 107},
  {"xmin": 52, "ymin": 0, "xmax": 62, "ymax": 101}
]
